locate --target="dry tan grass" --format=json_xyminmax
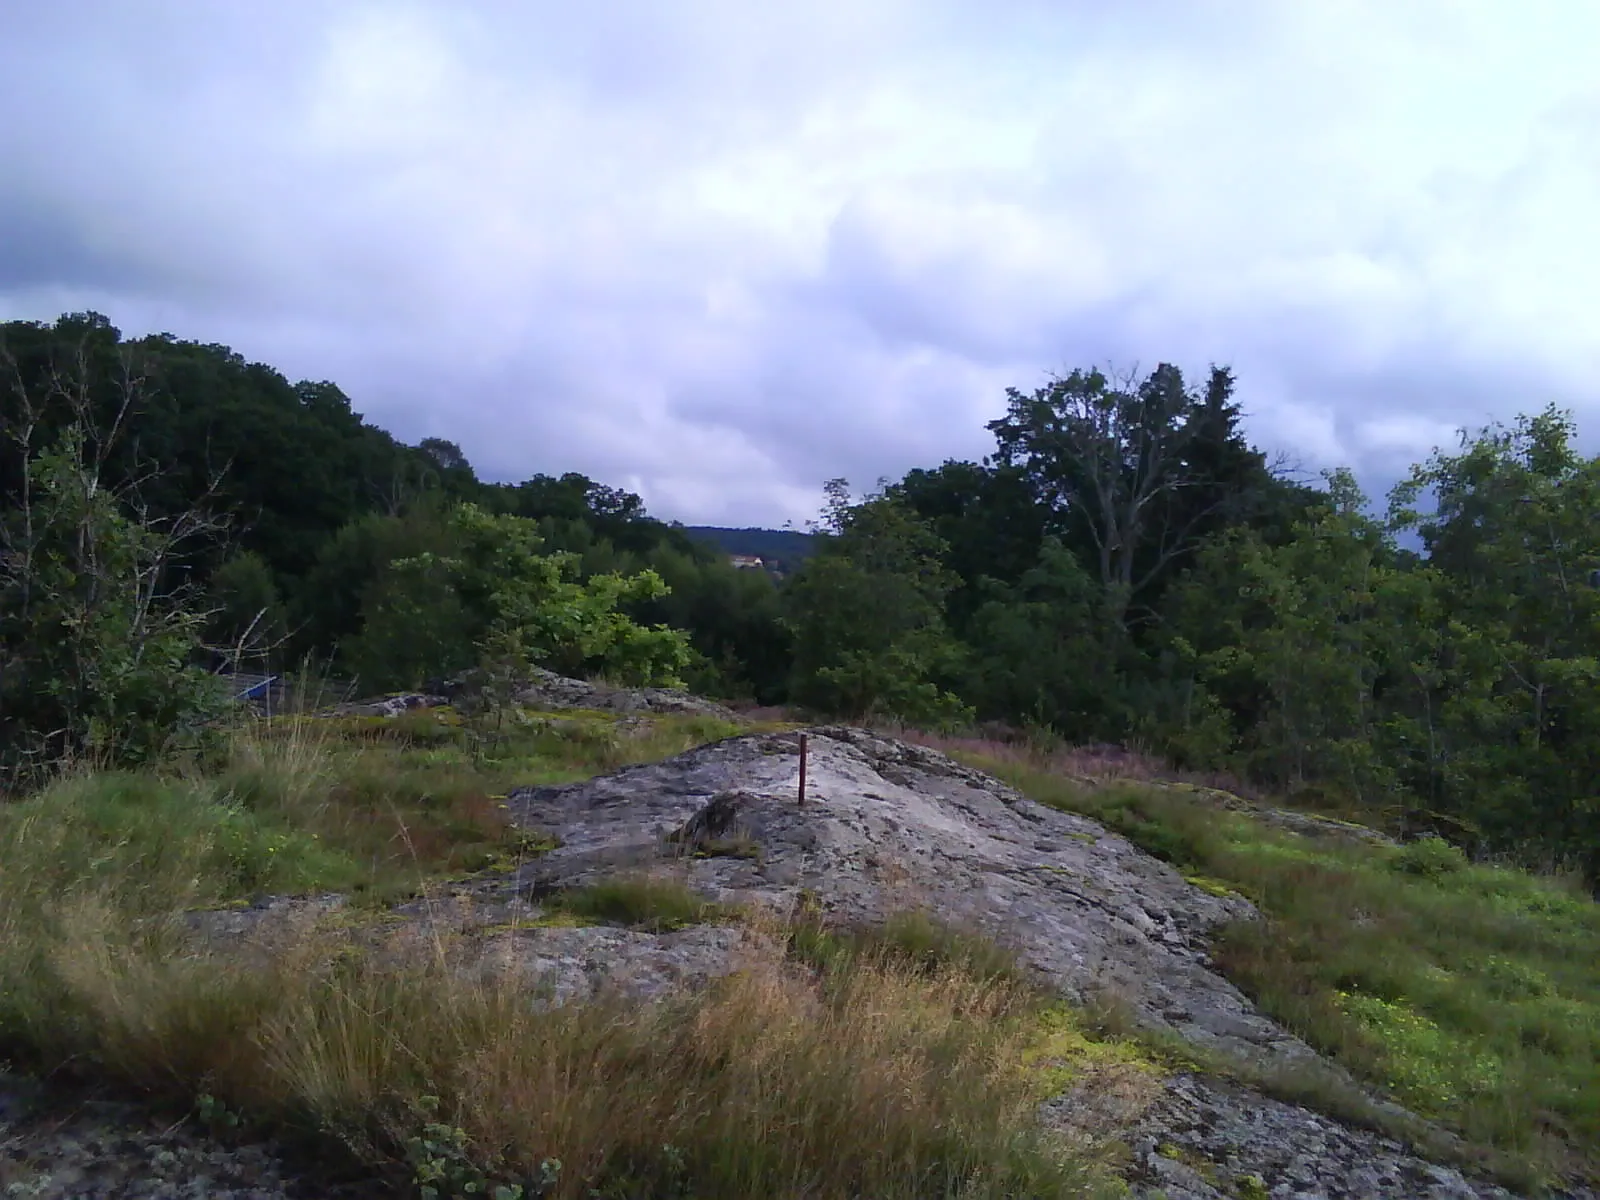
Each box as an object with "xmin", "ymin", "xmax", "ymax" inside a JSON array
[
  {"xmin": 4, "ymin": 880, "xmax": 1116, "ymax": 1199},
  {"xmin": 0, "ymin": 707, "xmax": 1140, "ymax": 1196}
]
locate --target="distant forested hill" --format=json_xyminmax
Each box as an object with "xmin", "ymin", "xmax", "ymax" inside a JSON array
[{"xmin": 681, "ymin": 526, "xmax": 816, "ymax": 571}]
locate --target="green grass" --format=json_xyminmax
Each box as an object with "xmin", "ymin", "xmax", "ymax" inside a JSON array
[
  {"xmin": 0, "ymin": 704, "xmax": 748, "ymax": 1070},
  {"xmin": 1, "ymin": 911, "xmax": 1115, "ymax": 1200},
  {"xmin": 973, "ymin": 759, "xmax": 1600, "ymax": 1193},
  {"xmin": 787, "ymin": 907, "xmax": 1027, "ymax": 990},
  {"xmin": 0, "ymin": 770, "xmax": 364, "ymax": 911},
  {"xmin": 221, "ymin": 707, "xmax": 745, "ymax": 900},
  {"xmin": 0, "ymin": 705, "xmax": 749, "ymax": 919},
  {"xmin": 0, "ymin": 703, "xmax": 1128, "ymax": 1199},
  {"xmin": 24, "ymin": 698, "xmax": 1590, "ymax": 1193},
  {"xmin": 543, "ymin": 876, "xmax": 737, "ymax": 932}
]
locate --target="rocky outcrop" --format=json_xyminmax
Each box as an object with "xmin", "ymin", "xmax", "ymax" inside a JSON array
[
  {"xmin": 319, "ymin": 666, "xmax": 741, "ymax": 723},
  {"xmin": 422, "ymin": 666, "xmax": 740, "ymax": 721},
  {"xmin": 324, "ymin": 693, "xmax": 448, "ymax": 719},
  {"xmin": 0, "ymin": 1068, "xmax": 373, "ymax": 1200},
  {"xmin": 137, "ymin": 720, "xmax": 1550, "ymax": 1198},
  {"xmin": 1112, "ymin": 1074, "xmax": 1514, "ymax": 1200},
  {"xmin": 492, "ymin": 726, "xmax": 1308, "ymax": 1068},
  {"xmin": 514, "ymin": 667, "xmax": 739, "ymax": 720},
  {"xmin": 183, "ymin": 886, "xmax": 771, "ymax": 1018},
  {"xmin": 1140, "ymin": 782, "xmax": 1400, "ymax": 849},
  {"xmin": 473, "ymin": 725, "xmax": 1520, "ymax": 1200}
]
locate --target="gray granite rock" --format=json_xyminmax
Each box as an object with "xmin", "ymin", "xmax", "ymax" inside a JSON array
[
  {"xmin": 0, "ymin": 1069, "xmax": 361, "ymax": 1200},
  {"xmin": 486, "ymin": 725, "xmax": 1535, "ymax": 1200},
  {"xmin": 510, "ymin": 666, "xmax": 739, "ymax": 720},
  {"xmin": 322, "ymin": 693, "xmax": 449, "ymax": 719},
  {"xmin": 1106, "ymin": 1073, "xmax": 1520, "ymax": 1199},
  {"xmin": 496, "ymin": 725, "xmax": 1314, "ymax": 1071},
  {"xmin": 419, "ymin": 665, "xmax": 739, "ymax": 721}
]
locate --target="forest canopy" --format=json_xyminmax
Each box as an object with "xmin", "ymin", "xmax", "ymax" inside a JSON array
[{"xmin": 3, "ymin": 311, "xmax": 1597, "ymax": 887}]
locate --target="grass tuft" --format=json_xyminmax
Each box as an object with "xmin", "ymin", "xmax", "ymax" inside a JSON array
[
  {"xmin": 0, "ymin": 889, "xmax": 1114, "ymax": 1199},
  {"xmin": 784, "ymin": 907, "xmax": 1024, "ymax": 991},
  {"xmin": 543, "ymin": 876, "xmax": 734, "ymax": 932}
]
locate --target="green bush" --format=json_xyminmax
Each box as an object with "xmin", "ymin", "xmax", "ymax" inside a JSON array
[
  {"xmin": 1392, "ymin": 836, "xmax": 1470, "ymax": 879},
  {"xmin": 0, "ymin": 425, "xmax": 223, "ymax": 786}
]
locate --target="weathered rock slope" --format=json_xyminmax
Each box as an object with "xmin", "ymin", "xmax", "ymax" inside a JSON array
[
  {"xmin": 495, "ymin": 726, "xmax": 1296, "ymax": 1066},
  {"xmin": 0, "ymin": 1068, "xmax": 379, "ymax": 1200},
  {"xmin": 473, "ymin": 724, "xmax": 1522, "ymax": 1200},
  {"xmin": 441, "ymin": 665, "xmax": 741, "ymax": 720}
]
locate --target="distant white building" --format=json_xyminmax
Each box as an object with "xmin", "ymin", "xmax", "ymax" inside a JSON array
[{"xmin": 729, "ymin": 554, "xmax": 765, "ymax": 570}]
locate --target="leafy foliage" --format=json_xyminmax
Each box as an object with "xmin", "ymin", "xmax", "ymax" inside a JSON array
[
  {"xmin": 0, "ymin": 315, "xmax": 796, "ymax": 707},
  {"xmin": 0, "ymin": 383, "xmax": 223, "ymax": 785},
  {"xmin": 346, "ymin": 502, "xmax": 692, "ymax": 693},
  {"xmin": 783, "ymin": 482, "xmax": 972, "ymax": 727},
  {"xmin": 7, "ymin": 308, "xmax": 1600, "ymax": 888},
  {"xmin": 981, "ymin": 761, "xmax": 1600, "ymax": 1189},
  {"xmin": 987, "ymin": 362, "xmax": 1291, "ymax": 631},
  {"xmin": 680, "ymin": 525, "xmax": 816, "ymax": 574},
  {"xmin": 204, "ymin": 550, "xmax": 290, "ymax": 665},
  {"xmin": 1144, "ymin": 411, "xmax": 1600, "ymax": 878}
]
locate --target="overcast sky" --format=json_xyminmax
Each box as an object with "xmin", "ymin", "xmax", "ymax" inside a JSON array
[{"xmin": 3, "ymin": 1, "xmax": 1598, "ymax": 527}]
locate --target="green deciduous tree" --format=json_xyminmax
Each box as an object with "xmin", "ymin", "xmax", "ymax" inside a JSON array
[
  {"xmin": 627, "ymin": 542, "xmax": 793, "ymax": 703},
  {"xmin": 204, "ymin": 550, "xmax": 290, "ymax": 668},
  {"xmin": 1162, "ymin": 470, "xmax": 1404, "ymax": 802},
  {"xmin": 988, "ymin": 363, "xmax": 1282, "ymax": 632},
  {"xmin": 890, "ymin": 460, "xmax": 1049, "ymax": 633},
  {"xmin": 344, "ymin": 503, "xmax": 692, "ymax": 693},
  {"xmin": 783, "ymin": 481, "xmax": 971, "ymax": 727},
  {"xmin": 0, "ymin": 348, "xmax": 223, "ymax": 784},
  {"xmin": 958, "ymin": 537, "xmax": 1129, "ymax": 739},
  {"xmin": 1390, "ymin": 407, "xmax": 1600, "ymax": 874}
]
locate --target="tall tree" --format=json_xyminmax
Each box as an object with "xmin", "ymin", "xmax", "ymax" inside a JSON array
[
  {"xmin": 627, "ymin": 542, "xmax": 793, "ymax": 703},
  {"xmin": 344, "ymin": 502, "xmax": 692, "ymax": 692},
  {"xmin": 958, "ymin": 537, "xmax": 1129, "ymax": 738},
  {"xmin": 0, "ymin": 313, "xmax": 434, "ymax": 588},
  {"xmin": 1390, "ymin": 407, "xmax": 1600, "ymax": 873},
  {"xmin": 988, "ymin": 363, "xmax": 1279, "ymax": 630},
  {"xmin": 1162, "ymin": 470, "xmax": 1405, "ymax": 800},
  {"xmin": 0, "ymin": 341, "xmax": 224, "ymax": 783}
]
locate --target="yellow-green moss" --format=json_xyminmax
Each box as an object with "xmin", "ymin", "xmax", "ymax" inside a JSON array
[
  {"xmin": 1148, "ymin": 1140, "xmax": 1222, "ymax": 1185},
  {"xmin": 1183, "ymin": 874, "xmax": 1243, "ymax": 900},
  {"xmin": 1022, "ymin": 1002, "xmax": 1166, "ymax": 1097},
  {"xmin": 477, "ymin": 911, "xmax": 598, "ymax": 932}
]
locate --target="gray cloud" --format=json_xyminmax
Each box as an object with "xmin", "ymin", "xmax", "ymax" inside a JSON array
[{"xmin": 3, "ymin": 0, "xmax": 1600, "ymax": 527}]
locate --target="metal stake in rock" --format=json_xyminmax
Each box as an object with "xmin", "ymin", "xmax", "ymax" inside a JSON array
[{"xmin": 798, "ymin": 732, "xmax": 808, "ymax": 806}]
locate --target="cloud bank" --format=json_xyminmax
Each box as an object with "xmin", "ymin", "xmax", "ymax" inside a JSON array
[{"xmin": 3, "ymin": 0, "xmax": 1598, "ymax": 524}]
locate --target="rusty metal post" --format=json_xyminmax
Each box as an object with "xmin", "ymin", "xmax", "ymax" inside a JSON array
[{"xmin": 798, "ymin": 732, "xmax": 808, "ymax": 805}]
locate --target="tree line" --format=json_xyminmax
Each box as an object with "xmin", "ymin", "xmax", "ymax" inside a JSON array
[{"xmin": 3, "ymin": 312, "xmax": 1596, "ymax": 886}]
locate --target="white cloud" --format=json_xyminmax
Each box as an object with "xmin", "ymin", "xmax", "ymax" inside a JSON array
[{"xmin": 2, "ymin": 0, "xmax": 1599, "ymax": 526}]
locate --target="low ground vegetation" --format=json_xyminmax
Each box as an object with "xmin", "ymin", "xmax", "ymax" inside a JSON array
[
  {"xmin": 14, "ymin": 315, "xmax": 1600, "ymax": 892},
  {"xmin": 4, "ymin": 699, "xmax": 1598, "ymax": 1195},
  {"xmin": 0, "ymin": 705, "xmax": 1141, "ymax": 1199},
  {"xmin": 911, "ymin": 732, "xmax": 1600, "ymax": 1193}
]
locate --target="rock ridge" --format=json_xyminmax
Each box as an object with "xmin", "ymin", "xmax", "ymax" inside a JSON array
[
  {"xmin": 71, "ymin": 717, "xmax": 1559, "ymax": 1198},
  {"xmin": 477, "ymin": 724, "xmax": 1527, "ymax": 1199}
]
